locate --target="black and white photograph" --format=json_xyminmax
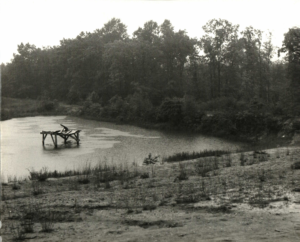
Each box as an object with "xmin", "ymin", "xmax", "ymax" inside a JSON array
[{"xmin": 1, "ymin": 0, "xmax": 300, "ymax": 241}]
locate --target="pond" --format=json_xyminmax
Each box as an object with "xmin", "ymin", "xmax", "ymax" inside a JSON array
[{"xmin": 1, "ymin": 116, "xmax": 245, "ymax": 179}]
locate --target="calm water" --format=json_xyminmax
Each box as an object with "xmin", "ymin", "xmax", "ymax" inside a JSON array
[{"xmin": 1, "ymin": 116, "xmax": 244, "ymax": 179}]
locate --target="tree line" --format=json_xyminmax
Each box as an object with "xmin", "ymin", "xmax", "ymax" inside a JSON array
[{"xmin": 1, "ymin": 18, "xmax": 300, "ymax": 136}]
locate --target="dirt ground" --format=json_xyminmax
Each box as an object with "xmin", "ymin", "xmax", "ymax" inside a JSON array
[{"xmin": 1, "ymin": 147, "xmax": 300, "ymax": 242}]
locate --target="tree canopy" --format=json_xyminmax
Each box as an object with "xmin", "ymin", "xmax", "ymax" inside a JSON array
[{"xmin": 2, "ymin": 18, "xmax": 299, "ymax": 117}]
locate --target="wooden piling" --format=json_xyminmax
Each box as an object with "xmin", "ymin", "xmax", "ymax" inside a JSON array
[{"xmin": 55, "ymin": 134, "xmax": 57, "ymax": 148}]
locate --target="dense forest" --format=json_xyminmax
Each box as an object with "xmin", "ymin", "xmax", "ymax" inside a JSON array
[{"xmin": 1, "ymin": 18, "xmax": 300, "ymax": 138}]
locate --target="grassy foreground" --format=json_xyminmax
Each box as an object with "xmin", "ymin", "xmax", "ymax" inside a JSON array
[{"xmin": 1, "ymin": 147, "xmax": 300, "ymax": 241}]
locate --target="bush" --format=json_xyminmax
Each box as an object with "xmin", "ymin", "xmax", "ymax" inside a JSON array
[
  {"xmin": 28, "ymin": 167, "xmax": 49, "ymax": 181},
  {"xmin": 39, "ymin": 209, "xmax": 56, "ymax": 232},
  {"xmin": 127, "ymin": 92, "xmax": 155, "ymax": 121},
  {"xmin": 156, "ymin": 97, "xmax": 184, "ymax": 124},
  {"xmin": 200, "ymin": 112, "xmax": 236, "ymax": 135},
  {"xmin": 104, "ymin": 95, "xmax": 129, "ymax": 120},
  {"xmin": 37, "ymin": 100, "xmax": 55, "ymax": 112}
]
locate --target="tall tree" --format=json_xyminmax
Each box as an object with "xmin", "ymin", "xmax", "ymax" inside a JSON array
[
  {"xmin": 201, "ymin": 19, "xmax": 239, "ymax": 98},
  {"xmin": 279, "ymin": 27, "xmax": 300, "ymax": 112}
]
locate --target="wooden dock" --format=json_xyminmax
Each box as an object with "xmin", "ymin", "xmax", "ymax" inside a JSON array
[{"xmin": 40, "ymin": 124, "xmax": 81, "ymax": 148}]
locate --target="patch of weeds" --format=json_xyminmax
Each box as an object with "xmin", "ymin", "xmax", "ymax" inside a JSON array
[
  {"xmin": 68, "ymin": 178, "xmax": 80, "ymax": 191},
  {"xmin": 12, "ymin": 183, "xmax": 21, "ymax": 191},
  {"xmin": 124, "ymin": 219, "xmax": 182, "ymax": 229},
  {"xmin": 19, "ymin": 201, "xmax": 37, "ymax": 233},
  {"xmin": 76, "ymin": 162, "xmax": 92, "ymax": 184},
  {"xmin": 253, "ymin": 150, "xmax": 267, "ymax": 157},
  {"xmin": 142, "ymin": 204, "xmax": 157, "ymax": 211},
  {"xmin": 248, "ymin": 196, "xmax": 270, "ymax": 208},
  {"xmin": 224, "ymin": 154, "xmax": 232, "ymax": 167},
  {"xmin": 258, "ymin": 154, "xmax": 269, "ymax": 162},
  {"xmin": 286, "ymin": 149, "xmax": 290, "ymax": 156},
  {"xmin": 175, "ymin": 194, "xmax": 200, "ymax": 204},
  {"xmin": 105, "ymin": 181, "xmax": 111, "ymax": 189},
  {"xmin": 21, "ymin": 220, "xmax": 34, "ymax": 233},
  {"xmin": 147, "ymin": 179, "xmax": 155, "ymax": 188},
  {"xmin": 291, "ymin": 161, "xmax": 300, "ymax": 170},
  {"xmin": 194, "ymin": 157, "xmax": 218, "ymax": 177},
  {"xmin": 39, "ymin": 208, "xmax": 57, "ymax": 232},
  {"xmin": 9, "ymin": 222, "xmax": 26, "ymax": 241},
  {"xmin": 257, "ymin": 169, "xmax": 267, "ymax": 182},
  {"xmin": 275, "ymin": 149, "xmax": 280, "ymax": 159},
  {"xmin": 140, "ymin": 172, "xmax": 149, "ymax": 179},
  {"xmin": 77, "ymin": 178, "xmax": 90, "ymax": 184},
  {"xmin": 279, "ymin": 172, "xmax": 286, "ymax": 179},
  {"xmin": 208, "ymin": 205, "xmax": 231, "ymax": 213},
  {"xmin": 122, "ymin": 182, "xmax": 130, "ymax": 189},
  {"xmin": 28, "ymin": 167, "xmax": 49, "ymax": 182},
  {"xmin": 230, "ymin": 197, "xmax": 244, "ymax": 203},
  {"xmin": 32, "ymin": 181, "xmax": 44, "ymax": 196},
  {"xmin": 158, "ymin": 199, "xmax": 168, "ymax": 206},
  {"xmin": 176, "ymin": 163, "xmax": 188, "ymax": 181},
  {"xmin": 240, "ymin": 153, "xmax": 246, "ymax": 166},
  {"xmin": 126, "ymin": 209, "xmax": 134, "ymax": 214}
]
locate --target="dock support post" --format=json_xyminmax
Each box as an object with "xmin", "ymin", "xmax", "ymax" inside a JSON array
[
  {"xmin": 42, "ymin": 134, "xmax": 47, "ymax": 146},
  {"xmin": 50, "ymin": 134, "xmax": 57, "ymax": 148},
  {"xmin": 55, "ymin": 134, "xmax": 57, "ymax": 148},
  {"xmin": 77, "ymin": 133, "xmax": 80, "ymax": 145}
]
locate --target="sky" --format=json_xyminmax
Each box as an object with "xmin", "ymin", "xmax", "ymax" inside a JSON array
[{"xmin": 0, "ymin": 0, "xmax": 299, "ymax": 64}]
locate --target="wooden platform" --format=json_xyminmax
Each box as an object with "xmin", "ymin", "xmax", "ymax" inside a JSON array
[{"xmin": 40, "ymin": 124, "xmax": 81, "ymax": 148}]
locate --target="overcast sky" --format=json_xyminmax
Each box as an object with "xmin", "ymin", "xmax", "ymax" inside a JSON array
[{"xmin": 1, "ymin": 0, "xmax": 299, "ymax": 64}]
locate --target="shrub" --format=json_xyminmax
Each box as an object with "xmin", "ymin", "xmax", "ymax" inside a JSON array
[
  {"xmin": 39, "ymin": 209, "xmax": 56, "ymax": 232},
  {"xmin": 28, "ymin": 167, "xmax": 49, "ymax": 181},
  {"xmin": 37, "ymin": 100, "xmax": 55, "ymax": 112},
  {"xmin": 200, "ymin": 112, "xmax": 236, "ymax": 135},
  {"xmin": 106, "ymin": 95, "xmax": 128, "ymax": 119},
  {"xmin": 156, "ymin": 97, "xmax": 184, "ymax": 124},
  {"xmin": 127, "ymin": 92, "xmax": 154, "ymax": 121},
  {"xmin": 32, "ymin": 181, "xmax": 44, "ymax": 196}
]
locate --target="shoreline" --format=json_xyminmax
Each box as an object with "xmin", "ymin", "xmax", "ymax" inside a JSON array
[{"xmin": 1, "ymin": 96, "xmax": 294, "ymax": 150}]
